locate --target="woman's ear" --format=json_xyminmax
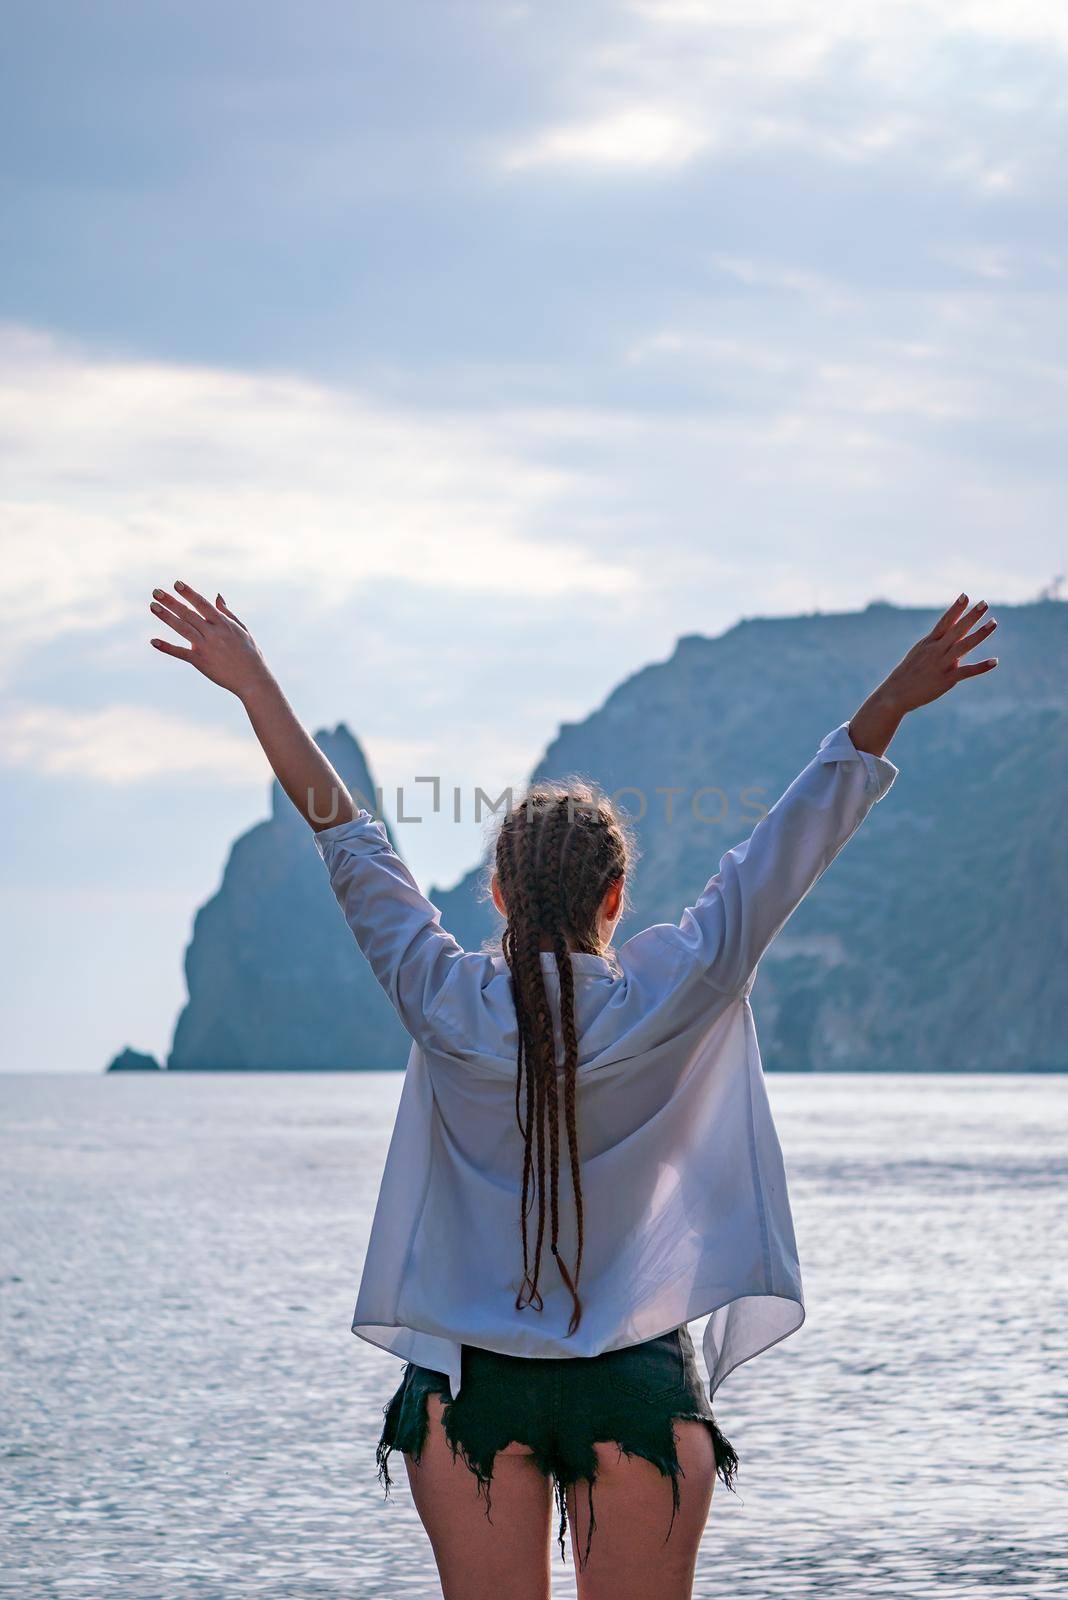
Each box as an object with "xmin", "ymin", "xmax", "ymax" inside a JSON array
[
  {"xmin": 603, "ymin": 876, "xmax": 624, "ymax": 925},
  {"xmin": 491, "ymin": 872, "xmax": 507, "ymax": 918}
]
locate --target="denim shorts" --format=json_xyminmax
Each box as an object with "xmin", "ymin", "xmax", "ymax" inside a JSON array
[{"xmin": 375, "ymin": 1325, "xmax": 739, "ymax": 1567}]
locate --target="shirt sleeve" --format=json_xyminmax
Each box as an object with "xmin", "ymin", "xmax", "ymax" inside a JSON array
[
  {"xmin": 640, "ymin": 721, "xmax": 899, "ymax": 997},
  {"xmin": 314, "ymin": 811, "xmax": 466, "ymax": 1042}
]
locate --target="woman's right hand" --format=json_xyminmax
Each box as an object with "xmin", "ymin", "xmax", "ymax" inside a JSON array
[
  {"xmin": 149, "ymin": 581, "xmax": 273, "ymax": 700},
  {"xmin": 848, "ymin": 591, "xmax": 999, "ymax": 758},
  {"xmin": 878, "ymin": 592, "xmax": 999, "ymax": 713}
]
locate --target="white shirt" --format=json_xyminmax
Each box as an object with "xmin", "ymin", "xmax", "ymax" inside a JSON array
[{"xmin": 315, "ymin": 721, "xmax": 899, "ymax": 1400}]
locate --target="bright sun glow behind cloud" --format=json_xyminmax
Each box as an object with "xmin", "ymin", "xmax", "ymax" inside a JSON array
[{"xmin": 502, "ymin": 107, "xmax": 711, "ymax": 171}]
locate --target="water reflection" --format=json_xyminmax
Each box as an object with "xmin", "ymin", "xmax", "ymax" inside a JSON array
[{"xmin": 1, "ymin": 1072, "xmax": 1065, "ymax": 1598}]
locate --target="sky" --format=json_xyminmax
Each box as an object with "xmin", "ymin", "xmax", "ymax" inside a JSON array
[{"xmin": 2, "ymin": 0, "xmax": 1066, "ymax": 1071}]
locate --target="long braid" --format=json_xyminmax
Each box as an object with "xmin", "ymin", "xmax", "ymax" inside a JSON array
[
  {"xmin": 556, "ymin": 933, "xmax": 584, "ymax": 1325},
  {"xmin": 558, "ymin": 817, "xmax": 617, "ymax": 1322},
  {"xmin": 495, "ymin": 780, "xmax": 633, "ymax": 1337},
  {"xmin": 513, "ymin": 811, "xmax": 550, "ymax": 1311},
  {"xmin": 537, "ymin": 801, "xmax": 585, "ymax": 1335},
  {"xmin": 503, "ymin": 821, "xmax": 540, "ymax": 1309},
  {"xmin": 535, "ymin": 803, "xmax": 579, "ymax": 1333}
]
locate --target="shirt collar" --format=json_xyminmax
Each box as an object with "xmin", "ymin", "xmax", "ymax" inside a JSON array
[{"xmin": 490, "ymin": 952, "xmax": 617, "ymax": 977}]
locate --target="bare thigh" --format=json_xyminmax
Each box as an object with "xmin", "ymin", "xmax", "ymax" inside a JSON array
[
  {"xmin": 566, "ymin": 1418, "xmax": 717, "ymax": 1600},
  {"xmin": 403, "ymin": 1393, "xmax": 554, "ymax": 1600}
]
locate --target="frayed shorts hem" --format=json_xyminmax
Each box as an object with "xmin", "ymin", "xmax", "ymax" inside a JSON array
[{"xmin": 374, "ymin": 1326, "xmax": 739, "ymax": 1569}]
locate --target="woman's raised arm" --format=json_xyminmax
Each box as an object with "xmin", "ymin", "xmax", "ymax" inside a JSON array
[
  {"xmin": 631, "ymin": 592, "xmax": 999, "ymax": 998},
  {"xmin": 149, "ymin": 579, "xmax": 466, "ymax": 1040},
  {"xmin": 149, "ymin": 579, "xmax": 356, "ymax": 830}
]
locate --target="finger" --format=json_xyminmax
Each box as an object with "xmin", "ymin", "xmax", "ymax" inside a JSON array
[
  {"xmin": 173, "ymin": 579, "xmax": 220, "ymax": 623},
  {"xmin": 216, "ymin": 593, "xmax": 248, "ymax": 631},
  {"xmin": 150, "ymin": 637, "xmax": 195, "ymax": 662},
  {"xmin": 953, "ymin": 658, "xmax": 998, "ymax": 680},
  {"xmin": 929, "ymin": 592, "xmax": 970, "ymax": 640},
  {"xmin": 951, "ymin": 616, "xmax": 997, "ymax": 659},
  {"xmin": 152, "ymin": 588, "xmax": 205, "ymax": 636},
  {"xmin": 941, "ymin": 598, "xmax": 988, "ymax": 650},
  {"xmin": 149, "ymin": 599, "xmax": 200, "ymax": 643}
]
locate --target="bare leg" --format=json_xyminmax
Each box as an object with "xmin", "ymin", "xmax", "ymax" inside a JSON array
[
  {"xmin": 566, "ymin": 1419, "xmax": 716, "ymax": 1600},
  {"xmin": 404, "ymin": 1394, "xmax": 554, "ymax": 1600}
]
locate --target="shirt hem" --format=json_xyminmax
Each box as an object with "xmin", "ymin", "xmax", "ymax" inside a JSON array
[{"xmin": 351, "ymin": 1282, "xmax": 805, "ymax": 1375}]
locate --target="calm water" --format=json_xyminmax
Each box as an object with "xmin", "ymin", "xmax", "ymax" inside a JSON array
[{"xmin": 1, "ymin": 1073, "xmax": 1065, "ymax": 1599}]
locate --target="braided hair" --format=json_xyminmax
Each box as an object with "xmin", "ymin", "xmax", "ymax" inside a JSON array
[{"xmin": 492, "ymin": 779, "xmax": 634, "ymax": 1337}]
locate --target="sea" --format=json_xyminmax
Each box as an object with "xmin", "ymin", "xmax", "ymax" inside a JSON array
[{"xmin": 1, "ymin": 1072, "xmax": 1065, "ymax": 1599}]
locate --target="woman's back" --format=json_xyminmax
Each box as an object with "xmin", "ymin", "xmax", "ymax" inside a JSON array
[{"xmin": 314, "ymin": 719, "xmax": 899, "ymax": 1401}]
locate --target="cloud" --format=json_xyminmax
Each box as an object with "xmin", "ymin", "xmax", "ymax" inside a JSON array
[
  {"xmin": 490, "ymin": 0, "xmax": 1068, "ymax": 194},
  {"xmin": 0, "ymin": 324, "xmax": 638, "ymax": 679},
  {"xmin": 0, "ymin": 702, "xmax": 269, "ymax": 784}
]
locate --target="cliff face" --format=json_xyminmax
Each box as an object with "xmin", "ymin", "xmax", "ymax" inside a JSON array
[
  {"xmin": 166, "ymin": 600, "xmax": 1067, "ymax": 1071},
  {"xmin": 168, "ymin": 726, "xmax": 410, "ymax": 1070},
  {"xmin": 432, "ymin": 599, "xmax": 1067, "ymax": 1071}
]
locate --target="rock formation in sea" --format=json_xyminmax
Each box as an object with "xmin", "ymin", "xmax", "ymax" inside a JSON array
[
  {"xmin": 106, "ymin": 1047, "xmax": 163, "ymax": 1072},
  {"xmin": 157, "ymin": 599, "xmax": 1067, "ymax": 1072}
]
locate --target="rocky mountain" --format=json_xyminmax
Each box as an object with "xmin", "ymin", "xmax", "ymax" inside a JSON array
[
  {"xmin": 167, "ymin": 726, "xmax": 409, "ymax": 1070},
  {"xmin": 147, "ymin": 599, "xmax": 1066, "ymax": 1073}
]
